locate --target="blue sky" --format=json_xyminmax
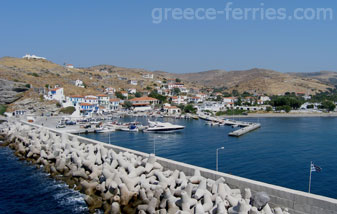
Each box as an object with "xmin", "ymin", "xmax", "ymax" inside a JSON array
[{"xmin": 0, "ymin": 0, "xmax": 336, "ymax": 73}]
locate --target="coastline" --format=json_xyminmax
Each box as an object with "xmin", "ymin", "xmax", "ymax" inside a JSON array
[{"xmin": 223, "ymin": 112, "xmax": 337, "ymax": 118}]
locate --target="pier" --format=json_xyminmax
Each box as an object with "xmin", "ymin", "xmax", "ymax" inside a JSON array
[{"xmin": 199, "ymin": 114, "xmax": 261, "ymax": 137}]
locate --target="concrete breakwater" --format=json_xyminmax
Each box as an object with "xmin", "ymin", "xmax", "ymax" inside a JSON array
[{"xmin": 0, "ymin": 121, "xmax": 336, "ymax": 214}]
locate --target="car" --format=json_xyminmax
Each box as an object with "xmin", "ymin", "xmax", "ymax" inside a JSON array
[{"xmin": 56, "ymin": 124, "xmax": 66, "ymax": 128}]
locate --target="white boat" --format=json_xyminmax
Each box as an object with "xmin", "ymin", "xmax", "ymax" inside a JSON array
[
  {"xmin": 145, "ymin": 120, "xmax": 185, "ymax": 133},
  {"xmin": 96, "ymin": 126, "xmax": 116, "ymax": 133},
  {"xmin": 120, "ymin": 124, "xmax": 139, "ymax": 132}
]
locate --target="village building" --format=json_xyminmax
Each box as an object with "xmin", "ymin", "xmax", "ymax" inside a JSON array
[
  {"xmin": 223, "ymin": 97, "xmax": 238, "ymax": 104},
  {"xmin": 164, "ymin": 106, "xmax": 181, "ymax": 115},
  {"xmin": 129, "ymin": 97, "xmax": 159, "ymax": 112},
  {"xmin": 127, "ymin": 80, "xmax": 138, "ymax": 85},
  {"xmin": 168, "ymin": 82, "xmax": 185, "ymax": 90},
  {"xmin": 128, "ymin": 88, "xmax": 137, "ymax": 94},
  {"xmin": 142, "ymin": 73, "xmax": 154, "ymax": 79},
  {"xmin": 105, "ymin": 87, "xmax": 116, "ymax": 94},
  {"xmin": 66, "ymin": 64, "xmax": 74, "ymax": 69},
  {"xmin": 97, "ymin": 94, "xmax": 109, "ymax": 106},
  {"xmin": 45, "ymin": 87, "xmax": 65, "ymax": 102},
  {"xmin": 75, "ymin": 79, "xmax": 85, "ymax": 88},
  {"xmin": 109, "ymin": 98, "xmax": 121, "ymax": 111}
]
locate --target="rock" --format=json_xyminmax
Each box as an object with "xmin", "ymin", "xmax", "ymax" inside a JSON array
[{"xmin": 0, "ymin": 79, "xmax": 30, "ymax": 104}]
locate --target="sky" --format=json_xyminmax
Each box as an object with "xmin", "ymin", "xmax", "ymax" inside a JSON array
[{"xmin": 0, "ymin": 0, "xmax": 336, "ymax": 74}]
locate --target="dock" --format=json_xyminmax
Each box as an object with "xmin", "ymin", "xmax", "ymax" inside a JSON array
[
  {"xmin": 198, "ymin": 114, "xmax": 261, "ymax": 136},
  {"xmin": 228, "ymin": 123, "xmax": 261, "ymax": 137}
]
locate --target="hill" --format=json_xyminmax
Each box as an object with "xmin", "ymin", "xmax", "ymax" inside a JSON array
[
  {"xmin": 176, "ymin": 68, "xmax": 333, "ymax": 95},
  {"xmin": 290, "ymin": 71, "xmax": 337, "ymax": 86}
]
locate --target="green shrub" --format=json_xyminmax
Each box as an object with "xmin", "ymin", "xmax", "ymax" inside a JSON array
[
  {"xmin": 59, "ymin": 106, "xmax": 76, "ymax": 114},
  {"xmin": 25, "ymin": 84, "xmax": 31, "ymax": 88},
  {"xmin": 0, "ymin": 105, "xmax": 7, "ymax": 115}
]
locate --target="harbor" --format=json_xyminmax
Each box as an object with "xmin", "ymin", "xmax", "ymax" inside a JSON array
[{"xmin": 2, "ymin": 120, "xmax": 337, "ymax": 214}]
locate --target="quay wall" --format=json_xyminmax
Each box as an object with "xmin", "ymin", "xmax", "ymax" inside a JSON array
[{"xmin": 23, "ymin": 122, "xmax": 337, "ymax": 214}]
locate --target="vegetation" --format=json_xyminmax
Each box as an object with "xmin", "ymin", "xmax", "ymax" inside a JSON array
[
  {"xmin": 266, "ymin": 106, "xmax": 273, "ymax": 112},
  {"xmin": 175, "ymin": 78, "xmax": 181, "ymax": 83},
  {"xmin": 29, "ymin": 73, "xmax": 39, "ymax": 77},
  {"xmin": 123, "ymin": 101, "xmax": 133, "ymax": 110},
  {"xmin": 173, "ymin": 88, "xmax": 181, "ymax": 96},
  {"xmin": 59, "ymin": 106, "xmax": 75, "ymax": 114},
  {"xmin": 320, "ymin": 101, "xmax": 336, "ymax": 112},
  {"xmin": 182, "ymin": 104, "xmax": 197, "ymax": 114},
  {"xmin": 25, "ymin": 84, "xmax": 31, "ymax": 88},
  {"xmin": 216, "ymin": 109, "xmax": 247, "ymax": 116},
  {"xmin": 310, "ymin": 87, "xmax": 337, "ymax": 103},
  {"xmin": 115, "ymin": 92, "xmax": 126, "ymax": 100},
  {"xmin": 149, "ymin": 90, "xmax": 167, "ymax": 103},
  {"xmin": 0, "ymin": 105, "xmax": 7, "ymax": 115},
  {"xmin": 56, "ymin": 102, "xmax": 62, "ymax": 108},
  {"xmin": 134, "ymin": 92, "xmax": 142, "ymax": 98},
  {"xmin": 269, "ymin": 94, "xmax": 304, "ymax": 112}
]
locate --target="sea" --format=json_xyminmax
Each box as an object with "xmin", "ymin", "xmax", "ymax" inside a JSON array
[{"xmin": 1, "ymin": 117, "xmax": 337, "ymax": 213}]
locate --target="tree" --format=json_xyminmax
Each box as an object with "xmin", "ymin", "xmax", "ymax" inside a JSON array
[
  {"xmin": 266, "ymin": 106, "xmax": 273, "ymax": 112},
  {"xmin": 115, "ymin": 92, "xmax": 126, "ymax": 100},
  {"xmin": 123, "ymin": 101, "xmax": 133, "ymax": 110},
  {"xmin": 149, "ymin": 90, "xmax": 167, "ymax": 103},
  {"xmin": 135, "ymin": 92, "xmax": 142, "ymax": 98},
  {"xmin": 173, "ymin": 88, "xmax": 181, "ymax": 95},
  {"xmin": 176, "ymin": 78, "xmax": 181, "ymax": 83},
  {"xmin": 184, "ymin": 104, "xmax": 197, "ymax": 114},
  {"xmin": 232, "ymin": 90, "xmax": 239, "ymax": 97},
  {"xmin": 321, "ymin": 101, "xmax": 336, "ymax": 112}
]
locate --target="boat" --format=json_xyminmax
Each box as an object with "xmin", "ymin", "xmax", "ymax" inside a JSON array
[
  {"xmin": 144, "ymin": 120, "xmax": 185, "ymax": 133},
  {"xmin": 96, "ymin": 126, "xmax": 116, "ymax": 133},
  {"xmin": 120, "ymin": 124, "xmax": 139, "ymax": 132}
]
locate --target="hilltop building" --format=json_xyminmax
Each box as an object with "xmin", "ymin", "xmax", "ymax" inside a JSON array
[{"xmin": 23, "ymin": 54, "xmax": 46, "ymax": 60}]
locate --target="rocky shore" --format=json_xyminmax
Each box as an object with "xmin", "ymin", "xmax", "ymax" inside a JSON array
[{"xmin": 0, "ymin": 121, "xmax": 291, "ymax": 214}]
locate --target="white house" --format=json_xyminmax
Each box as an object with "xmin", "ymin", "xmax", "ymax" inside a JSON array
[
  {"xmin": 23, "ymin": 54, "xmax": 46, "ymax": 60},
  {"xmin": 128, "ymin": 80, "xmax": 138, "ymax": 86},
  {"xmin": 143, "ymin": 74, "xmax": 154, "ymax": 79},
  {"xmin": 109, "ymin": 98, "xmax": 120, "ymax": 111},
  {"xmin": 105, "ymin": 87, "xmax": 116, "ymax": 94},
  {"xmin": 188, "ymin": 96, "xmax": 203, "ymax": 103},
  {"xmin": 223, "ymin": 97, "xmax": 238, "ymax": 104},
  {"xmin": 84, "ymin": 96, "xmax": 98, "ymax": 105},
  {"xmin": 45, "ymin": 87, "xmax": 65, "ymax": 102},
  {"xmin": 197, "ymin": 101, "xmax": 225, "ymax": 112},
  {"xmin": 128, "ymin": 88, "xmax": 137, "ymax": 94},
  {"xmin": 164, "ymin": 106, "xmax": 181, "ymax": 115},
  {"xmin": 120, "ymin": 91, "xmax": 128, "ymax": 98},
  {"xmin": 168, "ymin": 83, "xmax": 185, "ymax": 90},
  {"xmin": 97, "ymin": 94, "xmax": 109, "ymax": 106},
  {"xmin": 171, "ymin": 96, "xmax": 187, "ymax": 105},
  {"xmin": 67, "ymin": 95, "xmax": 85, "ymax": 106},
  {"xmin": 66, "ymin": 64, "xmax": 74, "ymax": 69},
  {"xmin": 75, "ymin": 79, "xmax": 85, "ymax": 88}
]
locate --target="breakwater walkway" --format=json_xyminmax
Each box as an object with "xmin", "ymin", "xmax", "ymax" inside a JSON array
[
  {"xmin": 0, "ymin": 121, "xmax": 336, "ymax": 214},
  {"xmin": 199, "ymin": 114, "xmax": 261, "ymax": 137}
]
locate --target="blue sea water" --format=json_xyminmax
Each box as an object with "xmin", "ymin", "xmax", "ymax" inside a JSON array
[
  {"xmin": 0, "ymin": 117, "xmax": 336, "ymax": 213},
  {"xmin": 0, "ymin": 146, "xmax": 88, "ymax": 214},
  {"xmin": 83, "ymin": 117, "xmax": 337, "ymax": 199}
]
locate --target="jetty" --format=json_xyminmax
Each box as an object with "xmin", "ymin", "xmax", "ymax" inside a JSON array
[
  {"xmin": 199, "ymin": 114, "xmax": 261, "ymax": 137},
  {"xmin": 1, "ymin": 121, "xmax": 337, "ymax": 214}
]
